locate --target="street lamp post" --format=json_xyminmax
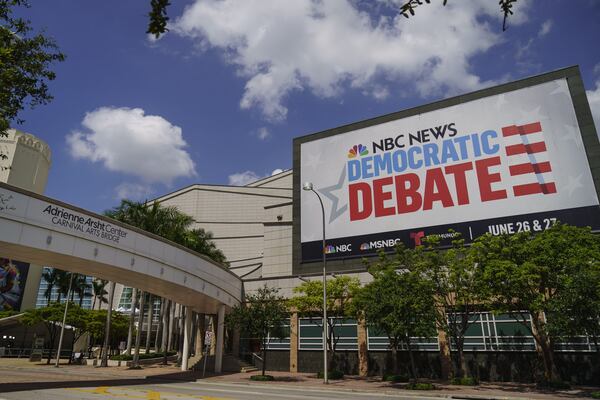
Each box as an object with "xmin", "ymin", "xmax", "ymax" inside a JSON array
[
  {"xmin": 303, "ymin": 181, "xmax": 328, "ymax": 384},
  {"xmin": 55, "ymin": 272, "xmax": 74, "ymax": 368}
]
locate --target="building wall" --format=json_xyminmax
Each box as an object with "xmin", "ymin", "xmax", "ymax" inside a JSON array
[{"xmin": 0, "ymin": 129, "xmax": 51, "ymax": 311}]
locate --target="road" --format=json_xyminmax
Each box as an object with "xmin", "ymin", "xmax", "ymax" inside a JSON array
[{"xmin": 0, "ymin": 381, "xmax": 444, "ymax": 400}]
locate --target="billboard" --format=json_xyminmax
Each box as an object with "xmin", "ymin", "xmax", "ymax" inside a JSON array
[
  {"xmin": 299, "ymin": 75, "xmax": 600, "ymax": 262},
  {"xmin": 0, "ymin": 258, "xmax": 30, "ymax": 311}
]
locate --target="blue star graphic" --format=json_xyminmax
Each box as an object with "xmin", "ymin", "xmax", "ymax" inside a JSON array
[{"xmin": 318, "ymin": 166, "xmax": 348, "ymax": 224}]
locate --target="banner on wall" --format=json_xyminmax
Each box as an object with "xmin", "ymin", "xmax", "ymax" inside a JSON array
[
  {"xmin": 0, "ymin": 258, "xmax": 30, "ymax": 311},
  {"xmin": 300, "ymin": 78, "xmax": 600, "ymax": 262}
]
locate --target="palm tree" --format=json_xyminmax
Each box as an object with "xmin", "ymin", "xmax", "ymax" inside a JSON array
[
  {"xmin": 103, "ymin": 199, "xmax": 227, "ymax": 366},
  {"xmin": 91, "ymin": 279, "xmax": 108, "ymax": 310},
  {"xmin": 42, "ymin": 268, "xmax": 58, "ymax": 304},
  {"xmin": 55, "ymin": 269, "xmax": 71, "ymax": 303},
  {"xmin": 72, "ymin": 274, "xmax": 91, "ymax": 307}
]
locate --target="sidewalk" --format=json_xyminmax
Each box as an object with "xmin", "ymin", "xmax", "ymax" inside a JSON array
[
  {"xmin": 0, "ymin": 359, "xmax": 597, "ymax": 399},
  {"xmin": 202, "ymin": 371, "xmax": 600, "ymax": 400}
]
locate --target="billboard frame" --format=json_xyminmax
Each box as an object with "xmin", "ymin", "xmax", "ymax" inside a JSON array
[{"xmin": 292, "ymin": 65, "xmax": 600, "ymax": 276}]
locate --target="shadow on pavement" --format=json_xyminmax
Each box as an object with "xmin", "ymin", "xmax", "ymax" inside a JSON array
[{"xmin": 0, "ymin": 370, "xmax": 209, "ymax": 393}]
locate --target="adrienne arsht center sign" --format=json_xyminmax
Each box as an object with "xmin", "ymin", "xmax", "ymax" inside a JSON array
[{"xmin": 298, "ymin": 72, "xmax": 600, "ymax": 262}]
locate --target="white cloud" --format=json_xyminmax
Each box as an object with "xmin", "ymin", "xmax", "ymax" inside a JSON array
[
  {"xmin": 228, "ymin": 170, "xmax": 261, "ymax": 185},
  {"xmin": 587, "ymin": 80, "xmax": 600, "ymax": 138},
  {"xmin": 115, "ymin": 182, "xmax": 153, "ymax": 201},
  {"xmin": 538, "ymin": 19, "xmax": 552, "ymax": 37},
  {"xmin": 67, "ymin": 107, "xmax": 196, "ymax": 184},
  {"xmin": 171, "ymin": 0, "xmax": 529, "ymax": 121},
  {"xmin": 257, "ymin": 127, "xmax": 271, "ymax": 140},
  {"xmin": 228, "ymin": 168, "xmax": 285, "ymax": 185}
]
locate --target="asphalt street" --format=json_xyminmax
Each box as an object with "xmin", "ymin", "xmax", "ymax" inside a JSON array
[{"xmin": 0, "ymin": 381, "xmax": 445, "ymax": 400}]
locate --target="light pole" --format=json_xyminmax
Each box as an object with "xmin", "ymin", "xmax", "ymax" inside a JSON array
[
  {"xmin": 55, "ymin": 272, "xmax": 74, "ymax": 368},
  {"xmin": 303, "ymin": 181, "xmax": 328, "ymax": 384}
]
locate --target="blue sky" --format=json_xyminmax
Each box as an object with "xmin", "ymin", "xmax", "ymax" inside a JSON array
[{"xmin": 12, "ymin": 0, "xmax": 600, "ymax": 213}]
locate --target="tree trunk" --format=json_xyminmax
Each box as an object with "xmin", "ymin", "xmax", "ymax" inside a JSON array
[
  {"xmin": 531, "ymin": 312, "xmax": 558, "ymax": 382},
  {"xmin": 261, "ymin": 337, "xmax": 267, "ymax": 376},
  {"xmin": 126, "ymin": 288, "xmax": 137, "ymax": 356},
  {"xmin": 391, "ymin": 346, "xmax": 398, "ymax": 375},
  {"xmin": 456, "ymin": 337, "xmax": 466, "ymax": 378},
  {"xmin": 406, "ymin": 339, "xmax": 417, "ymax": 383}
]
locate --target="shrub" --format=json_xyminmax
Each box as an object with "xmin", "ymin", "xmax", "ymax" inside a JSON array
[
  {"xmin": 590, "ymin": 391, "xmax": 600, "ymax": 399},
  {"xmin": 317, "ymin": 370, "xmax": 344, "ymax": 380},
  {"xmin": 383, "ymin": 374, "xmax": 409, "ymax": 383},
  {"xmin": 250, "ymin": 375, "xmax": 274, "ymax": 381},
  {"xmin": 405, "ymin": 382, "xmax": 435, "ymax": 390},
  {"xmin": 451, "ymin": 376, "xmax": 479, "ymax": 386},
  {"xmin": 536, "ymin": 380, "xmax": 571, "ymax": 390}
]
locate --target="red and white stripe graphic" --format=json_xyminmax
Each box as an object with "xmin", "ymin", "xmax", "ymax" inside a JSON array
[{"xmin": 502, "ymin": 122, "xmax": 557, "ymax": 197}]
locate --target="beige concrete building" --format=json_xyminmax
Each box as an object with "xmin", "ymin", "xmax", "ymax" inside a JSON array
[{"xmin": 0, "ymin": 129, "xmax": 51, "ymax": 311}]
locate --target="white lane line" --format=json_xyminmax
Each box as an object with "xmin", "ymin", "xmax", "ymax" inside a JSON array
[{"xmin": 157, "ymin": 382, "xmax": 443, "ymax": 400}]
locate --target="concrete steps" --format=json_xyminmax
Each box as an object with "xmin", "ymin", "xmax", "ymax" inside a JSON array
[{"xmin": 189, "ymin": 354, "xmax": 257, "ymax": 373}]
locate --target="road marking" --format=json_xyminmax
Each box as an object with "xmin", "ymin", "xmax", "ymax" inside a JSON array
[{"xmin": 67, "ymin": 387, "xmax": 233, "ymax": 400}]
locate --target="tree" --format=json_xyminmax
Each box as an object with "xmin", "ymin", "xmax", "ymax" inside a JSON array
[
  {"xmin": 417, "ymin": 233, "xmax": 488, "ymax": 378},
  {"xmin": 91, "ymin": 279, "xmax": 108, "ymax": 310},
  {"xmin": 145, "ymin": 0, "xmax": 519, "ymax": 39},
  {"xmin": 86, "ymin": 309, "xmax": 129, "ymax": 350},
  {"xmin": 41, "ymin": 267, "xmax": 58, "ymax": 304},
  {"xmin": 289, "ymin": 275, "xmax": 360, "ymax": 370},
  {"xmin": 0, "ymin": 0, "xmax": 65, "ymax": 136},
  {"xmin": 471, "ymin": 223, "xmax": 600, "ymax": 382},
  {"xmin": 21, "ymin": 302, "xmax": 83, "ymax": 364},
  {"xmin": 225, "ymin": 285, "xmax": 288, "ymax": 376},
  {"xmin": 105, "ymin": 200, "xmax": 226, "ymax": 264},
  {"xmin": 355, "ymin": 248, "xmax": 437, "ymax": 381}
]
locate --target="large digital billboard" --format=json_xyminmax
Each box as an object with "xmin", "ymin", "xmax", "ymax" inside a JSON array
[{"xmin": 299, "ymin": 74, "xmax": 600, "ymax": 262}]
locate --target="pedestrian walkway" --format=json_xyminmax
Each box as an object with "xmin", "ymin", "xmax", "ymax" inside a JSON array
[
  {"xmin": 202, "ymin": 371, "xmax": 599, "ymax": 400},
  {"xmin": 0, "ymin": 359, "xmax": 597, "ymax": 399}
]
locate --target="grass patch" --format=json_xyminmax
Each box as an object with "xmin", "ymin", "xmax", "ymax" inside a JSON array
[
  {"xmin": 110, "ymin": 351, "xmax": 176, "ymax": 361},
  {"xmin": 405, "ymin": 382, "xmax": 435, "ymax": 390},
  {"xmin": 382, "ymin": 374, "xmax": 409, "ymax": 383},
  {"xmin": 451, "ymin": 376, "xmax": 479, "ymax": 386},
  {"xmin": 250, "ymin": 375, "xmax": 274, "ymax": 381},
  {"xmin": 316, "ymin": 370, "xmax": 344, "ymax": 380},
  {"xmin": 536, "ymin": 379, "xmax": 571, "ymax": 390}
]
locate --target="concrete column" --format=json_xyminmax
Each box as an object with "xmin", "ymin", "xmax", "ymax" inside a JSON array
[
  {"xmin": 167, "ymin": 302, "xmax": 176, "ymax": 351},
  {"xmin": 125, "ymin": 288, "xmax": 137, "ymax": 356},
  {"xmin": 145, "ymin": 294, "xmax": 154, "ymax": 351},
  {"xmin": 289, "ymin": 312, "xmax": 298, "ymax": 373},
  {"xmin": 181, "ymin": 306, "xmax": 192, "ymax": 371},
  {"xmin": 132, "ymin": 291, "xmax": 146, "ymax": 368},
  {"xmin": 161, "ymin": 299, "xmax": 170, "ymax": 353},
  {"xmin": 215, "ymin": 304, "xmax": 225, "ymax": 373},
  {"xmin": 357, "ymin": 314, "xmax": 368, "ymax": 377}
]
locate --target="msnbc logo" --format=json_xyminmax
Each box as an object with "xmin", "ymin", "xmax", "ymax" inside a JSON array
[
  {"xmin": 360, "ymin": 243, "xmax": 370, "ymax": 250},
  {"xmin": 347, "ymin": 144, "xmax": 368, "ymax": 159}
]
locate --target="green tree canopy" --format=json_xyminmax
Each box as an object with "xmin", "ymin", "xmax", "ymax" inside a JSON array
[
  {"xmin": 105, "ymin": 200, "xmax": 226, "ymax": 264},
  {"xmin": 416, "ymin": 233, "xmax": 488, "ymax": 378},
  {"xmin": 0, "ymin": 0, "xmax": 64, "ymax": 135},
  {"xmin": 471, "ymin": 223, "xmax": 600, "ymax": 382},
  {"xmin": 289, "ymin": 275, "xmax": 360, "ymax": 367},
  {"xmin": 355, "ymin": 247, "xmax": 436, "ymax": 381},
  {"xmin": 225, "ymin": 285, "xmax": 288, "ymax": 376}
]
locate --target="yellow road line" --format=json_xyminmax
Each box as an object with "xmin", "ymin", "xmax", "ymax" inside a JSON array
[{"xmin": 66, "ymin": 386, "xmax": 233, "ymax": 400}]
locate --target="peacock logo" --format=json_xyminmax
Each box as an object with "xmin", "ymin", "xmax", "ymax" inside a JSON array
[
  {"xmin": 347, "ymin": 144, "xmax": 368, "ymax": 158},
  {"xmin": 359, "ymin": 243, "xmax": 370, "ymax": 251},
  {"xmin": 324, "ymin": 245, "xmax": 336, "ymax": 254}
]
